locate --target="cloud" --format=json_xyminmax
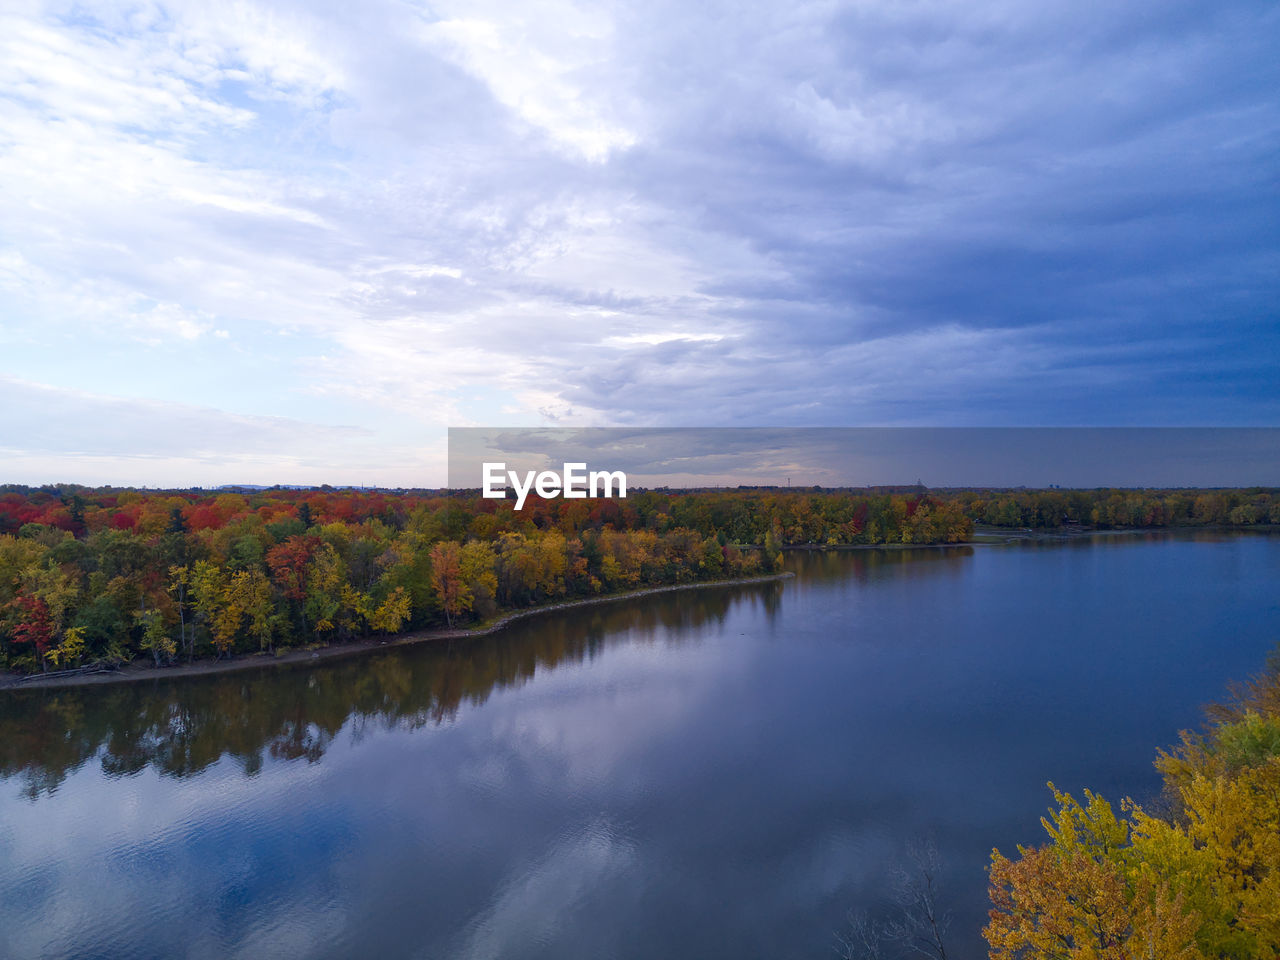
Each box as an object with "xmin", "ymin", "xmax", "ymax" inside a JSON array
[
  {"xmin": 448, "ymin": 426, "xmax": 1280, "ymax": 487},
  {"xmin": 0, "ymin": 0, "xmax": 1277, "ymax": 483},
  {"xmin": 0, "ymin": 376, "xmax": 441, "ymax": 487},
  {"xmin": 0, "ymin": 375, "xmax": 367, "ymax": 458},
  {"xmin": 453, "ymin": 821, "xmax": 636, "ymax": 960},
  {"xmin": 421, "ymin": 0, "xmax": 638, "ymax": 162}
]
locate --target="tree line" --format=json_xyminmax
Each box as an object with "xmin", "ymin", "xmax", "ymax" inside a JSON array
[
  {"xmin": 0, "ymin": 483, "xmax": 1274, "ymax": 674},
  {"xmin": 952, "ymin": 487, "xmax": 1280, "ymax": 529},
  {"xmin": 0, "ymin": 486, "xmax": 966, "ymax": 673}
]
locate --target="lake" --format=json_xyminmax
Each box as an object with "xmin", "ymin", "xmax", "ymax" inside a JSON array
[{"xmin": 2, "ymin": 531, "xmax": 1278, "ymax": 960}]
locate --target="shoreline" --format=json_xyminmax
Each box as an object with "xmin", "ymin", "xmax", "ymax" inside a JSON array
[
  {"xmin": 6, "ymin": 524, "xmax": 1275, "ymax": 692},
  {"xmin": 968, "ymin": 522, "xmax": 1280, "ymax": 544},
  {"xmin": 2, "ymin": 572, "xmax": 795, "ymax": 692}
]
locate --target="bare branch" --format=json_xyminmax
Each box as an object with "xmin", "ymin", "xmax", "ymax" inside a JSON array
[
  {"xmin": 833, "ymin": 909, "xmax": 886, "ymax": 960},
  {"xmin": 882, "ymin": 834, "xmax": 951, "ymax": 960}
]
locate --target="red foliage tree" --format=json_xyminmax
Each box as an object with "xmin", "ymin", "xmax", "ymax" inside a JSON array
[
  {"xmin": 11, "ymin": 595, "xmax": 55, "ymax": 663},
  {"xmin": 266, "ymin": 536, "xmax": 317, "ymax": 601}
]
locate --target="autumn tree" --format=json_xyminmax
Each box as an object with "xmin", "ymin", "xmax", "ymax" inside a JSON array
[
  {"xmin": 986, "ymin": 651, "xmax": 1280, "ymax": 960},
  {"xmin": 11, "ymin": 594, "xmax": 55, "ymax": 671},
  {"xmin": 137, "ymin": 609, "xmax": 176, "ymax": 666},
  {"xmin": 459, "ymin": 541, "xmax": 498, "ymax": 618},
  {"xmin": 191, "ymin": 561, "xmax": 237, "ymax": 658},
  {"xmin": 266, "ymin": 535, "xmax": 317, "ymax": 635},
  {"xmin": 228, "ymin": 568, "xmax": 276, "ymax": 653},
  {"xmin": 167, "ymin": 565, "xmax": 194, "ymax": 661},
  {"xmin": 429, "ymin": 541, "xmax": 470, "ymax": 627},
  {"xmin": 366, "ymin": 586, "xmax": 412, "ymax": 633}
]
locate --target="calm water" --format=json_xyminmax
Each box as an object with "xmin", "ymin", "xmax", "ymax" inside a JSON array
[{"xmin": 2, "ymin": 532, "xmax": 1278, "ymax": 960}]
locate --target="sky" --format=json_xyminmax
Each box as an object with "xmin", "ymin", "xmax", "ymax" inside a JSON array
[
  {"xmin": 448, "ymin": 428, "xmax": 1280, "ymax": 489},
  {"xmin": 1, "ymin": 0, "xmax": 1277, "ymax": 487}
]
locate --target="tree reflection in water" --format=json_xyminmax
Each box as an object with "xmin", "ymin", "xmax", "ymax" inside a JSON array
[{"xmin": 0, "ymin": 581, "xmax": 785, "ymax": 798}]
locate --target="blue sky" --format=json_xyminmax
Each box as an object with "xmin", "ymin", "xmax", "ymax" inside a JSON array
[{"xmin": 1, "ymin": 0, "xmax": 1277, "ymax": 486}]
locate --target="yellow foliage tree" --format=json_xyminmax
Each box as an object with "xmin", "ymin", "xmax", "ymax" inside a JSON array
[{"xmin": 987, "ymin": 657, "xmax": 1280, "ymax": 960}]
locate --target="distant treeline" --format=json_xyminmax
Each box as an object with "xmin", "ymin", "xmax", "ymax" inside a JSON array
[
  {"xmin": 986, "ymin": 648, "xmax": 1280, "ymax": 958},
  {"xmin": 0, "ymin": 484, "xmax": 1273, "ymax": 673},
  {"xmin": 950, "ymin": 487, "xmax": 1280, "ymax": 529}
]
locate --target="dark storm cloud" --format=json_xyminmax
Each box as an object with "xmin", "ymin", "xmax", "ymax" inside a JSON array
[{"xmin": 555, "ymin": 0, "xmax": 1280, "ymax": 424}]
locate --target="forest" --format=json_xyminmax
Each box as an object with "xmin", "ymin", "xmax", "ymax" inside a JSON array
[
  {"xmin": 985, "ymin": 649, "xmax": 1280, "ymax": 958},
  {"xmin": 950, "ymin": 487, "xmax": 1280, "ymax": 530},
  {"xmin": 0, "ymin": 483, "xmax": 1274, "ymax": 675}
]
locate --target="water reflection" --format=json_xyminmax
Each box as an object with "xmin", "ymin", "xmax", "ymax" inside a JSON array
[
  {"xmin": 788, "ymin": 544, "xmax": 976, "ymax": 586},
  {"xmin": 0, "ymin": 582, "xmax": 784, "ymax": 798},
  {"xmin": 2, "ymin": 535, "xmax": 1278, "ymax": 960}
]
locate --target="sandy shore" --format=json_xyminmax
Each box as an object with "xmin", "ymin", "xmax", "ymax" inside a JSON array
[{"xmin": 2, "ymin": 572, "xmax": 795, "ymax": 692}]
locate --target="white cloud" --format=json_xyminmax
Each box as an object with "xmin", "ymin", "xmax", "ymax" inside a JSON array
[
  {"xmin": 453, "ymin": 822, "xmax": 636, "ymax": 960},
  {"xmin": 0, "ymin": 250, "xmax": 220, "ymax": 342},
  {"xmin": 605, "ymin": 332, "xmax": 726, "ymax": 347},
  {"xmin": 0, "ymin": 376, "xmax": 447, "ymax": 487},
  {"xmin": 1, "ymin": 0, "xmax": 1276, "ymax": 485},
  {"xmin": 421, "ymin": 0, "xmax": 637, "ymax": 161}
]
